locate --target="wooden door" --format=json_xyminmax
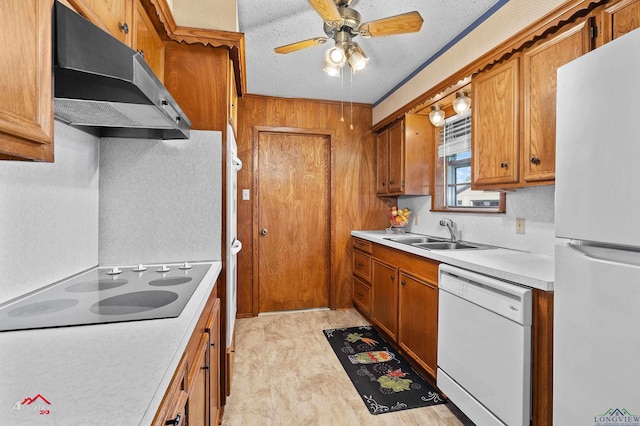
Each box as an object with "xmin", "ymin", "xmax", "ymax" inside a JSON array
[
  {"xmin": 599, "ymin": 0, "xmax": 640, "ymax": 46},
  {"xmin": 371, "ymin": 259, "xmax": 398, "ymax": 340},
  {"xmin": 257, "ymin": 131, "xmax": 330, "ymax": 312},
  {"xmin": 132, "ymin": 0, "xmax": 165, "ymax": 82},
  {"xmin": 398, "ymin": 272, "xmax": 438, "ymax": 378},
  {"xmin": 472, "ymin": 57, "xmax": 520, "ymax": 187},
  {"xmin": 522, "ymin": 20, "xmax": 591, "ymax": 183},
  {"xmin": 375, "ymin": 130, "xmax": 389, "ymax": 194},
  {"xmin": 387, "ymin": 120, "xmax": 405, "ymax": 194}
]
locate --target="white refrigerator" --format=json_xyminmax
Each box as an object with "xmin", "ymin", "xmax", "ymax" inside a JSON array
[
  {"xmin": 226, "ymin": 124, "xmax": 243, "ymax": 348},
  {"xmin": 554, "ymin": 27, "xmax": 640, "ymax": 424}
]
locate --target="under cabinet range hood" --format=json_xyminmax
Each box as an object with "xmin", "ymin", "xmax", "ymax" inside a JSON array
[{"xmin": 53, "ymin": 2, "xmax": 191, "ymax": 139}]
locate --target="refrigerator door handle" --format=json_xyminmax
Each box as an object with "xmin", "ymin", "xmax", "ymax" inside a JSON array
[
  {"xmin": 568, "ymin": 243, "xmax": 640, "ymax": 269},
  {"xmin": 232, "ymin": 156, "xmax": 243, "ymax": 171},
  {"xmin": 231, "ymin": 239, "xmax": 243, "ymax": 255}
]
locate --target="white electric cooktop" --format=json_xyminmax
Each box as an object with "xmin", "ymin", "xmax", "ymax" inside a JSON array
[{"xmin": 0, "ymin": 262, "xmax": 213, "ymax": 332}]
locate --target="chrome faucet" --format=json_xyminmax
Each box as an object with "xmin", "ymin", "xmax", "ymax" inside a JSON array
[{"xmin": 440, "ymin": 218, "xmax": 458, "ymax": 242}]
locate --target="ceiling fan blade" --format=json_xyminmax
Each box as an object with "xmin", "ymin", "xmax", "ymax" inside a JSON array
[
  {"xmin": 358, "ymin": 11, "xmax": 423, "ymax": 38},
  {"xmin": 307, "ymin": 0, "xmax": 342, "ymax": 24},
  {"xmin": 274, "ymin": 37, "xmax": 328, "ymax": 54}
]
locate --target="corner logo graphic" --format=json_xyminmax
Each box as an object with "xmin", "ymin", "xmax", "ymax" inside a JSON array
[
  {"xmin": 10, "ymin": 394, "xmax": 52, "ymax": 416},
  {"xmin": 595, "ymin": 408, "xmax": 640, "ymax": 426}
]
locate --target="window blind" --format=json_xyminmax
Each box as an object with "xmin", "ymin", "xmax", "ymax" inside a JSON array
[{"xmin": 437, "ymin": 112, "xmax": 471, "ymax": 158}]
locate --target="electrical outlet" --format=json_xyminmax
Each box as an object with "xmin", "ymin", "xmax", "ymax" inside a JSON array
[
  {"xmin": 516, "ymin": 217, "xmax": 525, "ymax": 235},
  {"xmin": 414, "ymin": 214, "xmax": 419, "ymax": 226}
]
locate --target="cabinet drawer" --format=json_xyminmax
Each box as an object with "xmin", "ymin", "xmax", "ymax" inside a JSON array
[
  {"xmin": 353, "ymin": 251, "xmax": 372, "ymax": 281},
  {"xmin": 352, "ymin": 237, "xmax": 372, "ymax": 253},
  {"xmin": 352, "ymin": 277, "xmax": 371, "ymax": 316}
]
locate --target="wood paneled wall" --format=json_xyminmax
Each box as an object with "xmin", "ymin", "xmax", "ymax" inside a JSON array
[{"xmin": 237, "ymin": 95, "xmax": 390, "ymax": 315}]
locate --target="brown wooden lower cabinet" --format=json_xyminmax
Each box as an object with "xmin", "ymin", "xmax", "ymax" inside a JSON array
[
  {"xmin": 351, "ymin": 237, "xmax": 555, "ymax": 424},
  {"xmin": 371, "ymin": 259, "xmax": 399, "ymax": 340},
  {"xmin": 153, "ymin": 297, "xmax": 221, "ymax": 426},
  {"xmin": 353, "ymin": 237, "xmax": 439, "ymax": 380},
  {"xmin": 398, "ymin": 271, "xmax": 438, "ymax": 378}
]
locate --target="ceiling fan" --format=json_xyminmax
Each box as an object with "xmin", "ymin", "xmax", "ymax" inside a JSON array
[{"xmin": 274, "ymin": 0, "xmax": 424, "ymax": 76}]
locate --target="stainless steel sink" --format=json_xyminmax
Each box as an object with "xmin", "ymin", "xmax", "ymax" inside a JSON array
[
  {"xmin": 385, "ymin": 236, "xmax": 446, "ymax": 244},
  {"xmin": 384, "ymin": 234, "xmax": 493, "ymax": 251},
  {"xmin": 414, "ymin": 241, "xmax": 483, "ymax": 250}
]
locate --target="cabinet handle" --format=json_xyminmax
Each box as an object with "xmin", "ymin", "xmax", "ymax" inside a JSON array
[
  {"xmin": 119, "ymin": 22, "xmax": 129, "ymax": 34},
  {"xmin": 390, "ymin": 275, "xmax": 395, "ymax": 281},
  {"xmin": 211, "ymin": 341, "xmax": 216, "ymax": 348},
  {"xmin": 357, "ymin": 262, "xmax": 363, "ymax": 268},
  {"xmin": 401, "ymin": 280, "xmax": 406, "ymax": 286},
  {"xmin": 357, "ymin": 292, "xmax": 363, "ymax": 297},
  {"xmin": 202, "ymin": 365, "xmax": 210, "ymax": 371},
  {"xmin": 165, "ymin": 413, "xmax": 181, "ymax": 426},
  {"xmin": 530, "ymin": 156, "xmax": 541, "ymax": 165},
  {"xmin": 500, "ymin": 162, "xmax": 509, "ymax": 168},
  {"xmin": 381, "ymin": 182, "xmax": 386, "ymax": 187},
  {"xmin": 389, "ymin": 180, "xmax": 394, "ymax": 185},
  {"xmin": 138, "ymin": 49, "xmax": 145, "ymax": 59}
]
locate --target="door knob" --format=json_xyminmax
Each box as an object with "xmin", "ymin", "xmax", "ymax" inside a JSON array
[{"xmin": 261, "ymin": 228, "xmax": 268, "ymax": 236}]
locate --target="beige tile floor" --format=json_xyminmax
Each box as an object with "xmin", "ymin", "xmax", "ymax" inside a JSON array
[{"xmin": 221, "ymin": 308, "xmax": 474, "ymax": 426}]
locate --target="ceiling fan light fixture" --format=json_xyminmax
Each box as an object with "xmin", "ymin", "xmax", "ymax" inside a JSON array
[
  {"xmin": 326, "ymin": 47, "xmax": 346, "ymax": 66},
  {"xmin": 453, "ymin": 90, "xmax": 472, "ymax": 115},
  {"xmin": 346, "ymin": 49, "xmax": 368, "ymax": 73},
  {"xmin": 429, "ymin": 104, "xmax": 446, "ymax": 127},
  {"xmin": 323, "ymin": 62, "xmax": 341, "ymax": 77}
]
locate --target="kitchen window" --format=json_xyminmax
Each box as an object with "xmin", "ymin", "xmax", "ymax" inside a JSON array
[{"xmin": 433, "ymin": 112, "xmax": 505, "ymax": 212}]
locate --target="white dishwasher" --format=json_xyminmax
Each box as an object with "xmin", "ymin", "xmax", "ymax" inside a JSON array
[{"xmin": 437, "ymin": 264, "xmax": 532, "ymax": 426}]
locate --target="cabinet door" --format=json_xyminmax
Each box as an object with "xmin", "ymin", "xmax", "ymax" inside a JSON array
[
  {"xmin": 387, "ymin": 120, "xmax": 405, "ymax": 194},
  {"xmin": 372, "ymin": 260, "xmax": 398, "ymax": 340},
  {"xmin": 353, "ymin": 276, "xmax": 371, "ymax": 317},
  {"xmin": 599, "ymin": 0, "xmax": 640, "ymax": 45},
  {"xmin": 132, "ymin": 0, "xmax": 165, "ymax": 82},
  {"xmin": 0, "ymin": 0, "xmax": 53, "ymax": 161},
  {"xmin": 375, "ymin": 129, "xmax": 389, "ymax": 194},
  {"xmin": 398, "ymin": 272, "xmax": 438, "ymax": 378},
  {"xmin": 522, "ymin": 20, "xmax": 592, "ymax": 183},
  {"xmin": 229, "ymin": 59, "xmax": 238, "ymax": 134},
  {"xmin": 153, "ymin": 355, "xmax": 188, "ymax": 426},
  {"xmin": 78, "ymin": 0, "xmax": 132, "ymax": 44},
  {"xmin": 187, "ymin": 333, "xmax": 209, "ymax": 426},
  {"xmin": 472, "ymin": 57, "xmax": 520, "ymax": 187},
  {"xmin": 206, "ymin": 299, "xmax": 221, "ymax": 426}
]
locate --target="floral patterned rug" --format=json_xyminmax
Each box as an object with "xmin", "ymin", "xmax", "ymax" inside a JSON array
[{"xmin": 323, "ymin": 325, "xmax": 446, "ymax": 415}]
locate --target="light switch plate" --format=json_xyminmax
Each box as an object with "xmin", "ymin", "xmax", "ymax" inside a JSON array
[
  {"xmin": 516, "ymin": 217, "xmax": 525, "ymax": 235},
  {"xmin": 242, "ymin": 189, "xmax": 250, "ymax": 200}
]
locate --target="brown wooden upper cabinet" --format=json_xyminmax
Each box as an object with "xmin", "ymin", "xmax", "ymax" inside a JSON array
[
  {"xmin": 472, "ymin": 57, "xmax": 521, "ymax": 188},
  {"xmin": 522, "ymin": 19, "xmax": 592, "ymax": 183},
  {"xmin": 66, "ymin": 0, "xmax": 165, "ymax": 82},
  {"xmin": 472, "ymin": 18, "xmax": 593, "ymax": 190},
  {"xmin": 597, "ymin": 0, "xmax": 640, "ymax": 46},
  {"xmin": 376, "ymin": 114, "xmax": 433, "ymax": 196},
  {"xmin": 0, "ymin": 0, "xmax": 54, "ymax": 162}
]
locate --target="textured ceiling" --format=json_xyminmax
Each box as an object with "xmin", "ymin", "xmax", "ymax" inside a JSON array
[
  {"xmin": 168, "ymin": 0, "xmax": 239, "ymax": 32},
  {"xmin": 238, "ymin": 0, "xmax": 503, "ymax": 105}
]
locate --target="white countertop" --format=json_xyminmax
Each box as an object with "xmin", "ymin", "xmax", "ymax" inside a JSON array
[
  {"xmin": 0, "ymin": 261, "xmax": 221, "ymax": 426},
  {"xmin": 352, "ymin": 230, "xmax": 554, "ymax": 291}
]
